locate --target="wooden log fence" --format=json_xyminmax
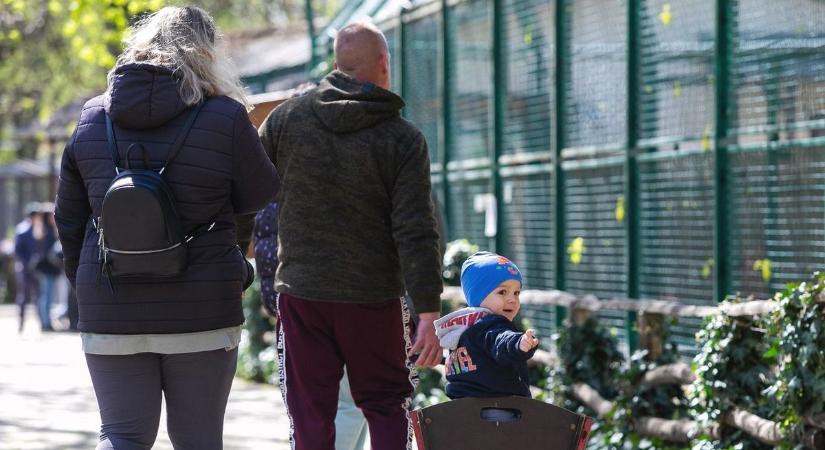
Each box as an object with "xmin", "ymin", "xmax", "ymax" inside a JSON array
[
  {"xmin": 640, "ymin": 362, "xmax": 695, "ymax": 386},
  {"xmin": 438, "ymin": 286, "xmax": 825, "ymax": 448},
  {"xmin": 441, "ymin": 286, "xmax": 780, "ymax": 318}
]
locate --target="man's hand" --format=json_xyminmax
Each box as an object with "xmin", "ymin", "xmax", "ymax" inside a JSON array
[
  {"xmin": 519, "ymin": 329, "xmax": 539, "ymax": 352},
  {"xmin": 408, "ymin": 311, "xmax": 442, "ymax": 368}
]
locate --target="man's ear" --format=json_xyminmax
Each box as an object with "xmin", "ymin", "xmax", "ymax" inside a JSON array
[
  {"xmin": 333, "ymin": 61, "xmax": 339, "ymax": 70},
  {"xmin": 380, "ymin": 53, "xmax": 389, "ymax": 74}
]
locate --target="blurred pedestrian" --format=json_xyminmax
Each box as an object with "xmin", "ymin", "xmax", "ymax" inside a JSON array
[
  {"xmin": 32, "ymin": 203, "xmax": 61, "ymax": 331},
  {"xmin": 1, "ymin": 238, "xmax": 16, "ymax": 305},
  {"xmin": 54, "ymin": 6, "xmax": 279, "ymax": 450},
  {"xmin": 14, "ymin": 202, "xmax": 40, "ymax": 333}
]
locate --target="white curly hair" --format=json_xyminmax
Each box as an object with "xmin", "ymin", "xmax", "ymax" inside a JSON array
[{"xmin": 107, "ymin": 6, "xmax": 249, "ymax": 109}]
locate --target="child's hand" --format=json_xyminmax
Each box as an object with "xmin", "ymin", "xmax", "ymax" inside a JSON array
[{"xmin": 519, "ymin": 329, "xmax": 539, "ymax": 352}]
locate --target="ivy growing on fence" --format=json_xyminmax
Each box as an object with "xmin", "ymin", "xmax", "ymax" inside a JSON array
[
  {"xmin": 549, "ymin": 316, "xmax": 624, "ymax": 415},
  {"xmin": 766, "ymin": 273, "xmax": 825, "ymax": 448},
  {"xmin": 690, "ymin": 297, "xmax": 775, "ymax": 450},
  {"xmin": 600, "ymin": 322, "xmax": 688, "ymax": 450}
]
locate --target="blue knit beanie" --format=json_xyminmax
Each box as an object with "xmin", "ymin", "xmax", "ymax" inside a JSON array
[{"xmin": 460, "ymin": 251, "xmax": 523, "ymax": 308}]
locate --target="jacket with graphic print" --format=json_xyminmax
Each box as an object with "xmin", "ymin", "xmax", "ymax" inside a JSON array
[{"xmin": 435, "ymin": 307, "xmax": 536, "ymax": 399}]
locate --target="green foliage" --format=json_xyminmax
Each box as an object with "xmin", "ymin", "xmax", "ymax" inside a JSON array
[
  {"xmin": 568, "ymin": 237, "xmax": 585, "ymax": 265},
  {"xmin": 236, "ymin": 279, "xmax": 278, "ymax": 384},
  {"xmin": 0, "ymin": 1, "xmax": 159, "ymax": 114},
  {"xmin": 600, "ymin": 320, "xmax": 689, "ymax": 450},
  {"xmin": 0, "ymin": 0, "xmax": 304, "ymax": 163},
  {"xmin": 441, "ymin": 239, "xmax": 479, "ymax": 286},
  {"xmin": 180, "ymin": 0, "xmax": 300, "ymax": 30},
  {"xmin": 765, "ymin": 273, "xmax": 825, "ymax": 448},
  {"xmin": 544, "ymin": 317, "xmax": 623, "ymax": 450},
  {"xmin": 0, "ymin": 0, "xmax": 162, "ymax": 164},
  {"xmin": 413, "ymin": 368, "xmax": 450, "ymax": 408},
  {"xmin": 624, "ymin": 349, "xmax": 687, "ymax": 419},
  {"xmin": 548, "ymin": 317, "xmax": 624, "ymax": 414},
  {"xmin": 529, "ymin": 363, "xmax": 551, "ymax": 400},
  {"xmin": 690, "ymin": 297, "xmax": 775, "ymax": 450}
]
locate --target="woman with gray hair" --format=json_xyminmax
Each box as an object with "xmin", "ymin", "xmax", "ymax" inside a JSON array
[{"xmin": 54, "ymin": 6, "xmax": 279, "ymax": 449}]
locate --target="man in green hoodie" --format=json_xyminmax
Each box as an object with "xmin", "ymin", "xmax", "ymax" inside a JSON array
[{"xmin": 259, "ymin": 21, "xmax": 443, "ymax": 450}]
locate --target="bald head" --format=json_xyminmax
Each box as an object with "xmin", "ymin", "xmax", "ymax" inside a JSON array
[{"xmin": 334, "ymin": 22, "xmax": 391, "ymax": 90}]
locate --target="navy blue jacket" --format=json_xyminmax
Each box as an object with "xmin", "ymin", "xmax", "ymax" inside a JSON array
[
  {"xmin": 55, "ymin": 63, "xmax": 280, "ymax": 334},
  {"xmin": 14, "ymin": 220, "xmax": 36, "ymax": 270},
  {"xmin": 444, "ymin": 314, "xmax": 536, "ymax": 399}
]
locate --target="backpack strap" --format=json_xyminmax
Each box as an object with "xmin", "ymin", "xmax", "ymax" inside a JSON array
[
  {"xmin": 104, "ymin": 114, "xmax": 121, "ymax": 174},
  {"xmin": 161, "ymin": 102, "xmax": 204, "ymax": 174},
  {"xmin": 184, "ymin": 219, "xmax": 217, "ymax": 243}
]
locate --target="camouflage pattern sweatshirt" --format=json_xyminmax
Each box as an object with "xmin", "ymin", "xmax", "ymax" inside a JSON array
[{"xmin": 258, "ymin": 70, "xmax": 442, "ymax": 313}]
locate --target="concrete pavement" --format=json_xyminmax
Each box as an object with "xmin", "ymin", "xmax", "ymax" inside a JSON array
[{"xmin": 0, "ymin": 304, "xmax": 291, "ymax": 450}]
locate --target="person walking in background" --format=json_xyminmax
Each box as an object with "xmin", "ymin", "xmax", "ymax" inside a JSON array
[
  {"xmin": 259, "ymin": 21, "xmax": 443, "ymax": 450},
  {"xmin": 252, "ymin": 201, "xmax": 370, "ymax": 450},
  {"xmin": 1, "ymin": 238, "xmax": 16, "ymax": 305},
  {"xmin": 14, "ymin": 202, "xmax": 40, "ymax": 333},
  {"xmin": 32, "ymin": 203, "xmax": 61, "ymax": 332},
  {"xmin": 54, "ymin": 6, "xmax": 279, "ymax": 450}
]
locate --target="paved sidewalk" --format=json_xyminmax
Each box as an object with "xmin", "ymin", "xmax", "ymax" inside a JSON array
[{"xmin": 0, "ymin": 304, "xmax": 291, "ymax": 450}]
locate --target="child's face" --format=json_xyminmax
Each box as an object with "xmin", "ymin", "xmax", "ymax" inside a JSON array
[{"xmin": 479, "ymin": 279, "xmax": 522, "ymax": 321}]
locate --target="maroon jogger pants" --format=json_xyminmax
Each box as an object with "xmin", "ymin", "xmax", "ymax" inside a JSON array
[{"xmin": 276, "ymin": 292, "xmax": 417, "ymax": 450}]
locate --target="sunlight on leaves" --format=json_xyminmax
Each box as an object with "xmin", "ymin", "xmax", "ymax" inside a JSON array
[
  {"xmin": 568, "ymin": 237, "xmax": 585, "ymax": 266},
  {"xmin": 753, "ymin": 258, "xmax": 773, "ymax": 283}
]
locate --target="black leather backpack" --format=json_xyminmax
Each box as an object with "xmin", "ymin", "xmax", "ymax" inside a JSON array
[{"xmin": 95, "ymin": 104, "xmax": 213, "ymax": 287}]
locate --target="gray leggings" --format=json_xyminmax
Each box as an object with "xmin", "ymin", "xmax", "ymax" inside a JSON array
[{"xmin": 85, "ymin": 348, "xmax": 238, "ymax": 450}]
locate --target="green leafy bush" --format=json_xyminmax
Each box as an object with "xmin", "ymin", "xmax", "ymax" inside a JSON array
[
  {"xmin": 413, "ymin": 367, "xmax": 450, "ymax": 408},
  {"xmin": 599, "ymin": 319, "xmax": 689, "ymax": 450},
  {"xmin": 765, "ymin": 273, "xmax": 825, "ymax": 448},
  {"xmin": 236, "ymin": 279, "xmax": 278, "ymax": 383},
  {"xmin": 548, "ymin": 316, "xmax": 624, "ymax": 414},
  {"xmin": 542, "ymin": 317, "xmax": 622, "ymax": 450},
  {"xmin": 690, "ymin": 297, "xmax": 775, "ymax": 450},
  {"xmin": 441, "ymin": 239, "xmax": 479, "ymax": 286}
]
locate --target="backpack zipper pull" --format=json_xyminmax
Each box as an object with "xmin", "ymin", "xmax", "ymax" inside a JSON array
[
  {"xmin": 104, "ymin": 263, "xmax": 115, "ymax": 294},
  {"xmin": 96, "ymin": 225, "xmax": 105, "ymax": 287}
]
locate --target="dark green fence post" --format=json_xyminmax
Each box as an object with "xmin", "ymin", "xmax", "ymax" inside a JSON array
[
  {"xmin": 399, "ymin": 7, "xmax": 409, "ymax": 119},
  {"xmin": 765, "ymin": 59, "xmax": 779, "ymax": 294},
  {"xmin": 714, "ymin": 0, "xmax": 733, "ymax": 303},
  {"xmin": 492, "ymin": 0, "xmax": 506, "ymax": 253},
  {"xmin": 553, "ymin": 0, "xmax": 568, "ymax": 328},
  {"xmin": 625, "ymin": 0, "xmax": 641, "ymax": 353},
  {"xmin": 441, "ymin": 0, "xmax": 453, "ymax": 241},
  {"xmin": 304, "ymin": 0, "xmax": 316, "ymax": 73}
]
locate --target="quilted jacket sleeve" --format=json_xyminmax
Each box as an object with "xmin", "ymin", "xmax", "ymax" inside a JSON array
[{"xmin": 54, "ymin": 130, "xmax": 91, "ymax": 287}]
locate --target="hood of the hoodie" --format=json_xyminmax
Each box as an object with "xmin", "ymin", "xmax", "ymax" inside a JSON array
[
  {"xmin": 434, "ymin": 307, "xmax": 491, "ymax": 350},
  {"xmin": 310, "ymin": 71, "xmax": 404, "ymax": 133},
  {"xmin": 105, "ymin": 63, "xmax": 189, "ymax": 130}
]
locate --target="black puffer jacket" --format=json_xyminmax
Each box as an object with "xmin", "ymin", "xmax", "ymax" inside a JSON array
[{"xmin": 55, "ymin": 63, "xmax": 279, "ymax": 334}]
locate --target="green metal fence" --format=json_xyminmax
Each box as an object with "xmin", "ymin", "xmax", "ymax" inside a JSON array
[{"xmin": 368, "ymin": 0, "xmax": 825, "ymax": 354}]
